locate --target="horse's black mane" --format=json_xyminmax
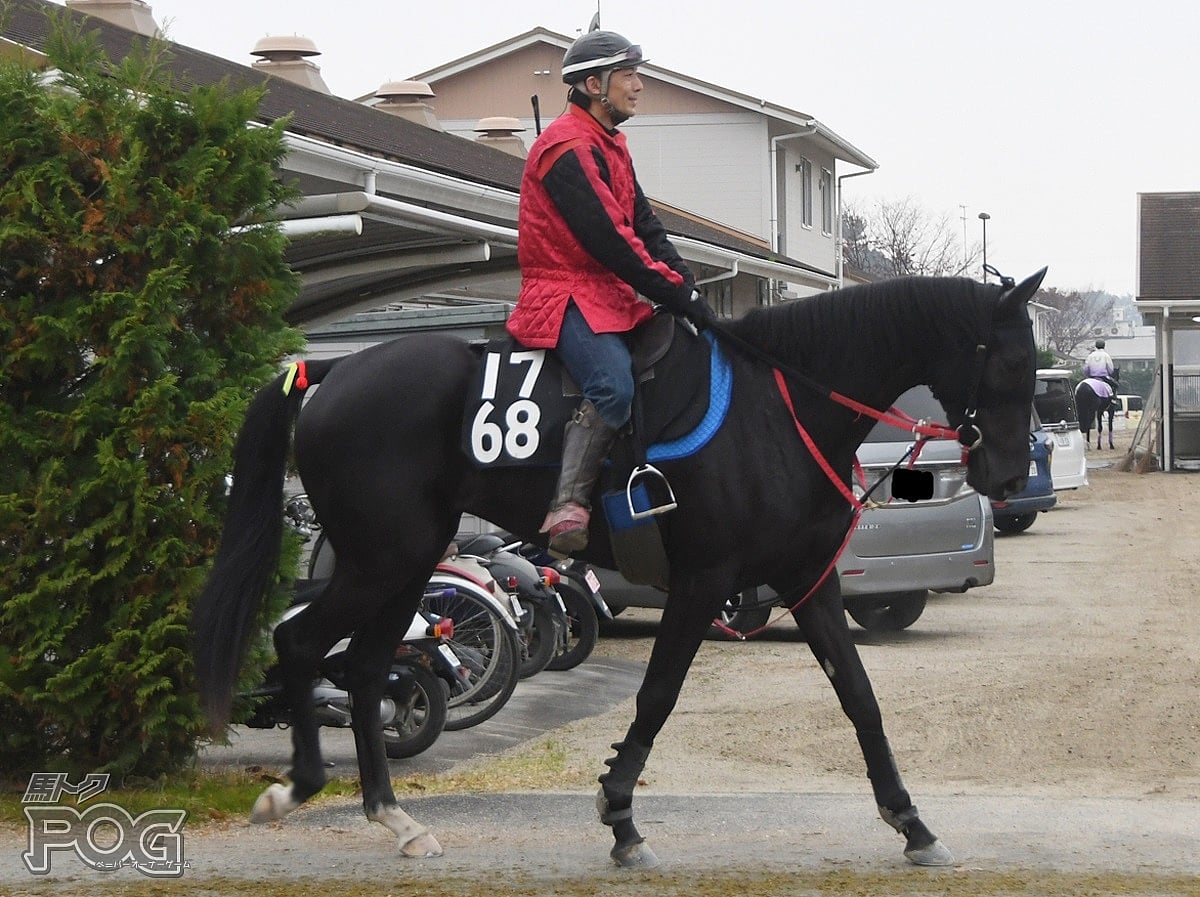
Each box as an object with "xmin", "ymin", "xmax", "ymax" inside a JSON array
[{"xmin": 723, "ymin": 276, "xmax": 998, "ymax": 383}]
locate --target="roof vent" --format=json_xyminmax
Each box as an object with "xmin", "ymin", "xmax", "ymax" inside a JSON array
[
  {"xmin": 65, "ymin": 0, "xmax": 160, "ymax": 37},
  {"xmin": 473, "ymin": 116, "xmax": 528, "ymax": 158},
  {"xmin": 250, "ymin": 34, "xmax": 331, "ymax": 94},
  {"xmin": 373, "ymin": 80, "xmax": 442, "ymax": 130}
]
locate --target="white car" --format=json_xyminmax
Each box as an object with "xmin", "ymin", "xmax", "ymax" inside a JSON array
[{"xmin": 1033, "ymin": 369, "xmax": 1088, "ymax": 490}]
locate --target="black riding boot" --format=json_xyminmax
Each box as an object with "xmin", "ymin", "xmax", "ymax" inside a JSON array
[{"xmin": 540, "ymin": 400, "xmax": 618, "ymax": 555}]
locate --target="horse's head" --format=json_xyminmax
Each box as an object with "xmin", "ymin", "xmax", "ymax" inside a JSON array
[{"xmin": 938, "ymin": 268, "xmax": 1046, "ymax": 502}]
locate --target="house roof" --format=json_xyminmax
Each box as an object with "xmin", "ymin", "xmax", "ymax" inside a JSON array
[
  {"xmin": 411, "ymin": 27, "xmax": 878, "ymax": 171},
  {"xmin": 4, "ymin": 1, "xmax": 839, "ymax": 326},
  {"xmin": 1136, "ymin": 192, "xmax": 1200, "ymax": 327}
]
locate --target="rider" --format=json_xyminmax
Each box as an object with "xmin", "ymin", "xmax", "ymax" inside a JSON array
[
  {"xmin": 1083, "ymin": 338, "xmax": 1118, "ymax": 391},
  {"xmin": 507, "ymin": 29, "xmax": 715, "ymax": 554}
]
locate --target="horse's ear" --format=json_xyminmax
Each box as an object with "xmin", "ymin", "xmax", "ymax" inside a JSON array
[{"xmin": 997, "ymin": 266, "xmax": 1048, "ymax": 315}]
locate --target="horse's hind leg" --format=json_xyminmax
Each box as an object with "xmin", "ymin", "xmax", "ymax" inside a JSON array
[
  {"xmin": 793, "ymin": 578, "xmax": 954, "ymax": 866},
  {"xmin": 342, "ymin": 580, "xmax": 442, "ymax": 857},
  {"xmin": 250, "ymin": 583, "xmax": 347, "ymax": 823}
]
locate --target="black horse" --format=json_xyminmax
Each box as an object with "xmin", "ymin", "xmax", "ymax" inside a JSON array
[
  {"xmin": 1075, "ymin": 374, "xmax": 1119, "ymax": 449},
  {"xmin": 193, "ymin": 269, "xmax": 1044, "ymax": 868}
]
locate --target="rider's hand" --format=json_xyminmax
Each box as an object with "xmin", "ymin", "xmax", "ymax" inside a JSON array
[{"xmin": 681, "ymin": 290, "xmax": 717, "ymax": 330}]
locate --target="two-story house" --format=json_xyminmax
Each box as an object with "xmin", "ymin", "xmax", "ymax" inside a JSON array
[{"xmin": 385, "ymin": 28, "xmax": 878, "ymax": 314}]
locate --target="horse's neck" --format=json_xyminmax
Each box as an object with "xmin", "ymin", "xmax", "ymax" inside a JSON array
[{"xmin": 738, "ymin": 284, "xmax": 988, "ymax": 433}]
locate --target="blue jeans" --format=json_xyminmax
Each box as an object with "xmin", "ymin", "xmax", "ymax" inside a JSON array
[{"xmin": 555, "ymin": 302, "xmax": 634, "ymax": 429}]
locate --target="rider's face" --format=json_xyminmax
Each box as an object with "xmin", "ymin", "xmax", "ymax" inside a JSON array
[
  {"xmin": 604, "ymin": 68, "xmax": 643, "ymax": 118},
  {"xmin": 586, "ymin": 67, "xmax": 642, "ymax": 125}
]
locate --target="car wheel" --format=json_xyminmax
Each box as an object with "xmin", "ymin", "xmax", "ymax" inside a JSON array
[
  {"xmin": 710, "ymin": 587, "xmax": 774, "ymax": 638},
  {"xmin": 994, "ymin": 512, "xmax": 1038, "ymax": 534},
  {"xmin": 844, "ymin": 590, "xmax": 928, "ymax": 632}
]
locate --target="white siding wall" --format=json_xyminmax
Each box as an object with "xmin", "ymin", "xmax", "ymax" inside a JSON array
[
  {"xmin": 777, "ymin": 141, "xmax": 838, "ymax": 276},
  {"xmin": 621, "ymin": 113, "xmax": 768, "ymax": 241},
  {"xmin": 440, "ymin": 113, "xmax": 771, "ymax": 242},
  {"xmin": 438, "ymin": 112, "xmax": 840, "ymax": 278}
]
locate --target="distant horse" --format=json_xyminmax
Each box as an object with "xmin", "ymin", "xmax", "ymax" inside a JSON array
[
  {"xmin": 1075, "ymin": 373, "xmax": 1118, "ymax": 449},
  {"xmin": 192, "ymin": 269, "xmax": 1044, "ymax": 868}
]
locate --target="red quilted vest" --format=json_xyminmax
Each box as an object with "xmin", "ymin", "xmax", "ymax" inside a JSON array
[{"xmin": 507, "ymin": 105, "xmax": 676, "ymax": 347}]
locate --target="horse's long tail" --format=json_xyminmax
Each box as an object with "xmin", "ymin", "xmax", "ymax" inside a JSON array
[{"xmin": 192, "ymin": 358, "xmax": 338, "ymax": 734}]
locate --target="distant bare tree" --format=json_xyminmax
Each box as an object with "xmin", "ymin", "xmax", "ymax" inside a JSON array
[
  {"xmin": 842, "ymin": 197, "xmax": 980, "ymax": 279},
  {"xmin": 1035, "ymin": 287, "xmax": 1114, "ymax": 360}
]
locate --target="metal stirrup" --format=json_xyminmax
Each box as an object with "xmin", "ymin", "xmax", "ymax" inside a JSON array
[{"xmin": 626, "ymin": 464, "xmax": 677, "ymax": 520}]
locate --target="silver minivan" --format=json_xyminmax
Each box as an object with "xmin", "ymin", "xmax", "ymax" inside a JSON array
[{"xmin": 596, "ymin": 386, "xmax": 996, "ymax": 632}]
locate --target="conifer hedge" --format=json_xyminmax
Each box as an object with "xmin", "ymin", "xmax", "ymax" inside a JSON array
[{"xmin": 0, "ymin": 18, "xmax": 304, "ymax": 780}]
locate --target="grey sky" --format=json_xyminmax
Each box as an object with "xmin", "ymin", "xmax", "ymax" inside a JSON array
[{"xmin": 107, "ymin": 0, "xmax": 1198, "ymax": 297}]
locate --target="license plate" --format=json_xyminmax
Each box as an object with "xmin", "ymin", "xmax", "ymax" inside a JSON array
[
  {"xmin": 1028, "ymin": 461, "xmax": 1037, "ymax": 476},
  {"xmin": 1054, "ymin": 433, "xmax": 1071, "ymax": 447},
  {"xmin": 584, "ymin": 568, "xmax": 601, "ymax": 593}
]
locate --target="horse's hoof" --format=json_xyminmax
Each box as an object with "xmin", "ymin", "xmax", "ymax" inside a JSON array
[
  {"xmin": 905, "ymin": 838, "xmax": 955, "ymax": 866},
  {"xmin": 400, "ymin": 831, "xmax": 443, "ymax": 858},
  {"xmin": 611, "ymin": 840, "xmax": 659, "ymax": 868},
  {"xmin": 249, "ymin": 783, "xmax": 299, "ymax": 823},
  {"xmin": 371, "ymin": 804, "xmax": 441, "ymax": 857}
]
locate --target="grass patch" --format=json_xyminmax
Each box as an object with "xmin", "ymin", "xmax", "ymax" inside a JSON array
[
  {"xmin": 393, "ymin": 738, "xmax": 580, "ymax": 796},
  {"xmin": 8, "ymin": 869, "xmax": 1200, "ymax": 897},
  {"xmin": 0, "ymin": 767, "xmax": 362, "ymax": 830},
  {"xmin": 0, "ymin": 738, "xmax": 577, "ymax": 830}
]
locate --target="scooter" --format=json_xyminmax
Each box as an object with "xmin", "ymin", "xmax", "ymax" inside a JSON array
[
  {"xmin": 453, "ymin": 534, "xmax": 570, "ymax": 678},
  {"xmin": 245, "ymin": 578, "xmax": 460, "ymax": 759},
  {"xmin": 304, "ymin": 518, "xmax": 527, "ymax": 732},
  {"xmin": 513, "ymin": 541, "xmax": 607, "ymax": 671}
]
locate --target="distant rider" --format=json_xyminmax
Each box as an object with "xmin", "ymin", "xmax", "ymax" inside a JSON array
[{"xmin": 1083, "ymin": 338, "xmax": 1118, "ymax": 391}]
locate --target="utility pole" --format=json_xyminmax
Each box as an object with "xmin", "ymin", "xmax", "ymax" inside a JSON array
[{"xmin": 960, "ymin": 204, "xmax": 968, "ymax": 273}]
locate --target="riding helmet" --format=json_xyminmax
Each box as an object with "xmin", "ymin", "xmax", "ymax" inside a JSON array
[{"xmin": 561, "ymin": 31, "xmax": 646, "ymax": 84}]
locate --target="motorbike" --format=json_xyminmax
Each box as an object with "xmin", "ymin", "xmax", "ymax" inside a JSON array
[
  {"xmin": 513, "ymin": 541, "xmax": 607, "ymax": 671},
  {"xmin": 300, "ymin": 501, "xmax": 526, "ymax": 733},
  {"xmin": 245, "ymin": 577, "xmax": 458, "ymax": 759},
  {"xmin": 453, "ymin": 534, "xmax": 570, "ymax": 678}
]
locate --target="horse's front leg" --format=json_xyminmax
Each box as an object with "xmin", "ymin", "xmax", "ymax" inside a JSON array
[
  {"xmin": 598, "ymin": 570, "xmax": 731, "ymax": 868},
  {"xmin": 343, "ymin": 593, "xmax": 443, "ymax": 858},
  {"xmin": 792, "ymin": 577, "xmax": 954, "ymax": 866}
]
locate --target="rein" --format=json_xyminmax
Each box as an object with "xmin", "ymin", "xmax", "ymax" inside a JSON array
[
  {"xmin": 704, "ymin": 278, "xmax": 1007, "ymax": 641},
  {"xmin": 706, "ymin": 320, "xmax": 985, "ymax": 453}
]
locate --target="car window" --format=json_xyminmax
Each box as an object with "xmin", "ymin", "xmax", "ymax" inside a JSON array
[
  {"xmin": 1127, "ymin": 396, "xmax": 1143, "ymax": 411},
  {"xmin": 862, "ymin": 386, "xmax": 948, "ymax": 444},
  {"xmin": 1033, "ymin": 377, "xmax": 1078, "ymax": 425}
]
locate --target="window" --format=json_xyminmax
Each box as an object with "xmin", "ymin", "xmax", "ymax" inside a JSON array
[
  {"xmin": 706, "ymin": 280, "xmax": 733, "ymax": 318},
  {"xmin": 796, "ymin": 158, "xmax": 812, "ymax": 228},
  {"xmin": 820, "ymin": 168, "xmax": 833, "ymax": 235},
  {"xmin": 756, "ymin": 279, "xmax": 771, "ymax": 307}
]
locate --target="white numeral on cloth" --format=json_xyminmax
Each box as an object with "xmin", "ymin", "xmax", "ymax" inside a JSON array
[{"xmin": 471, "ymin": 351, "xmax": 546, "ymax": 462}]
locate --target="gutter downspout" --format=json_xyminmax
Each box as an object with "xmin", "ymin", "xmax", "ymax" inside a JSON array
[
  {"xmin": 769, "ymin": 124, "xmax": 818, "ymax": 258},
  {"xmin": 836, "ymin": 167, "xmax": 877, "ymax": 284},
  {"xmin": 696, "ymin": 258, "xmax": 738, "ymax": 287}
]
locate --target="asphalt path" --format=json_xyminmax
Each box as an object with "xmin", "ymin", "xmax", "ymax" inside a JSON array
[{"xmin": 197, "ymin": 655, "xmax": 647, "ymax": 778}]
